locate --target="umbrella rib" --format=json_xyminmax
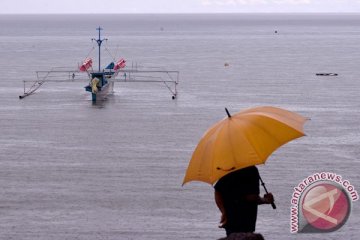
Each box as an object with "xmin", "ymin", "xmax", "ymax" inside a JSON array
[
  {"xmin": 248, "ymin": 114, "xmax": 305, "ymax": 141},
  {"xmin": 231, "ymin": 119, "xmax": 265, "ymax": 164},
  {"xmin": 240, "ymin": 107, "xmax": 307, "ymax": 127},
  {"xmin": 205, "ymin": 122, "xmax": 225, "ymax": 182},
  {"xmin": 239, "ymin": 116, "xmax": 288, "ymax": 163},
  {"xmin": 240, "ymin": 111, "xmax": 306, "ymax": 135},
  {"xmin": 227, "ymin": 120, "xmax": 238, "ymax": 170}
]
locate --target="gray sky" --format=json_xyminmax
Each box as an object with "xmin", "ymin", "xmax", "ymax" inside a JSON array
[{"xmin": 1, "ymin": 0, "xmax": 360, "ymax": 14}]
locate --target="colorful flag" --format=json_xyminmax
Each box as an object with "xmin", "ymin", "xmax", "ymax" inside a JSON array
[
  {"xmin": 114, "ymin": 58, "xmax": 126, "ymax": 71},
  {"xmin": 79, "ymin": 58, "xmax": 93, "ymax": 72}
]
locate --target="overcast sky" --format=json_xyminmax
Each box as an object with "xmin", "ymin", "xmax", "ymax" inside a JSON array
[{"xmin": 1, "ymin": 0, "xmax": 360, "ymax": 14}]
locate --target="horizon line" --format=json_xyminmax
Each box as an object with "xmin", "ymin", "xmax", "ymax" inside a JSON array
[{"xmin": 1, "ymin": 12, "xmax": 360, "ymax": 15}]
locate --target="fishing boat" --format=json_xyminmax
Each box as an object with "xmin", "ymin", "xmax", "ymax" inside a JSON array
[{"xmin": 19, "ymin": 27, "xmax": 179, "ymax": 101}]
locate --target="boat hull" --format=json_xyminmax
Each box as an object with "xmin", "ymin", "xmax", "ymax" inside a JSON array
[{"xmin": 86, "ymin": 81, "xmax": 114, "ymax": 102}]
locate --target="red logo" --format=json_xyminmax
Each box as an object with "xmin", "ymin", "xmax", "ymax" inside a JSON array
[{"xmin": 301, "ymin": 182, "xmax": 351, "ymax": 232}]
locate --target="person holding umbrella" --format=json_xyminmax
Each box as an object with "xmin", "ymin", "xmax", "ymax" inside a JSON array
[
  {"xmin": 183, "ymin": 106, "xmax": 308, "ymax": 237},
  {"xmin": 214, "ymin": 165, "xmax": 274, "ymax": 236}
]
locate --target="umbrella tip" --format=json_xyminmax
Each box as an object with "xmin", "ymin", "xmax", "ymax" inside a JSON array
[{"xmin": 225, "ymin": 108, "xmax": 231, "ymax": 118}]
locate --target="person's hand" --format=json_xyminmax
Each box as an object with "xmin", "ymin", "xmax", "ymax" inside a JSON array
[
  {"xmin": 218, "ymin": 213, "xmax": 227, "ymax": 228},
  {"xmin": 263, "ymin": 193, "xmax": 274, "ymax": 204}
]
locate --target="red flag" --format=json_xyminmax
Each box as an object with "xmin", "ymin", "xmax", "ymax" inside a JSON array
[
  {"xmin": 114, "ymin": 58, "xmax": 126, "ymax": 71},
  {"xmin": 79, "ymin": 58, "xmax": 93, "ymax": 72}
]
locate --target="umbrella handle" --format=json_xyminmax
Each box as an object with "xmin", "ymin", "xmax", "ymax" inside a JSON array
[
  {"xmin": 259, "ymin": 176, "xmax": 277, "ymax": 210},
  {"xmin": 270, "ymin": 200, "xmax": 277, "ymax": 210}
]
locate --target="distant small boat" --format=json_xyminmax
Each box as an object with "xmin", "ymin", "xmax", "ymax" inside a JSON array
[
  {"xmin": 19, "ymin": 27, "xmax": 179, "ymax": 101},
  {"xmin": 316, "ymin": 73, "xmax": 338, "ymax": 76}
]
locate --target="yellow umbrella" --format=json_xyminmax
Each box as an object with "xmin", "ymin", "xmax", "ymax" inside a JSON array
[{"xmin": 183, "ymin": 106, "xmax": 308, "ymax": 186}]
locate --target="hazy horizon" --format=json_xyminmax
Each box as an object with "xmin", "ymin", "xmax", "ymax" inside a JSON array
[
  {"xmin": 1, "ymin": 12, "xmax": 360, "ymax": 15},
  {"xmin": 2, "ymin": 0, "xmax": 360, "ymax": 14}
]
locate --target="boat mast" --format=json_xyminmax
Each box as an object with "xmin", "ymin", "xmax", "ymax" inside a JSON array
[{"xmin": 92, "ymin": 27, "xmax": 107, "ymax": 72}]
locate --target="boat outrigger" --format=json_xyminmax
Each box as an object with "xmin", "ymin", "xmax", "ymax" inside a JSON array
[{"xmin": 19, "ymin": 27, "xmax": 179, "ymax": 101}]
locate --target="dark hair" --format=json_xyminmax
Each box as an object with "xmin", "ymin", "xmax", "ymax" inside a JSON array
[{"xmin": 218, "ymin": 232, "xmax": 265, "ymax": 240}]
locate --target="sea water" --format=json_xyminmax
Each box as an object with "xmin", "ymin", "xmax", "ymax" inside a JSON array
[{"xmin": 0, "ymin": 14, "xmax": 359, "ymax": 240}]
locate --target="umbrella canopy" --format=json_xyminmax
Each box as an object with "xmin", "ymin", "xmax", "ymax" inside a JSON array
[{"xmin": 183, "ymin": 106, "xmax": 308, "ymax": 185}]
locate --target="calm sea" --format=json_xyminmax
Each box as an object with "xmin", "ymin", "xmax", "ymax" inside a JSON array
[{"xmin": 0, "ymin": 14, "xmax": 359, "ymax": 240}]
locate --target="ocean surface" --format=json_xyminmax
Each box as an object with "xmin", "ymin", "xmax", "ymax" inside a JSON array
[{"xmin": 0, "ymin": 14, "xmax": 359, "ymax": 240}]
